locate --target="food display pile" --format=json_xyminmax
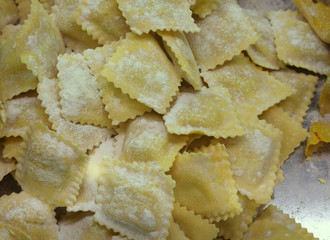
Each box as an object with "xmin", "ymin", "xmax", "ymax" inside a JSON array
[{"xmin": 0, "ymin": 0, "xmax": 329, "ymax": 239}]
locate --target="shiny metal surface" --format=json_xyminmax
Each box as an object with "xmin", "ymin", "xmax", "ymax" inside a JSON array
[{"xmin": 237, "ymin": 0, "xmax": 330, "ymax": 239}]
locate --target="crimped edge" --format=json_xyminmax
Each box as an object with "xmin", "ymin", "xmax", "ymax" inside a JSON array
[
  {"xmin": 0, "ymin": 191, "xmax": 59, "ymax": 238},
  {"xmin": 163, "ymin": 87, "xmax": 245, "ymax": 139},
  {"xmin": 56, "ymin": 53, "xmax": 113, "ymax": 129},
  {"xmin": 95, "ymin": 158, "xmax": 175, "ymax": 240},
  {"xmin": 196, "ymin": 1, "xmax": 260, "ymax": 71},
  {"xmin": 37, "ymin": 76, "xmax": 111, "ymax": 152},
  {"xmin": 101, "ymin": 33, "xmax": 182, "ymax": 115},
  {"xmin": 277, "ymin": 71, "xmax": 318, "ymax": 123},
  {"xmin": 173, "ymin": 202, "xmax": 219, "ymax": 239},
  {"xmin": 73, "ymin": 0, "xmax": 119, "ymax": 45},
  {"xmin": 117, "ymin": 0, "xmax": 200, "ymax": 35},
  {"xmin": 15, "ymin": 120, "xmax": 88, "ymax": 207},
  {"xmin": 292, "ymin": 0, "xmax": 330, "ymax": 43},
  {"xmin": 15, "ymin": 0, "xmax": 65, "ymax": 80},
  {"xmin": 194, "ymin": 143, "xmax": 242, "ymax": 222},
  {"xmin": 238, "ymin": 119, "xmax": 282, "ymax": 204},
  {"xmin": 98, "ymin": 76, "xmax": 152, "ymax": 126},
  {"xmin": 158, "ymin": 31, "xmax": 203, "ymax": 90},
  {"xmin": 216, "ymin": 194, "xmax": 260, "ymax": 240},
  {"xmin": 269, "ymin": 9, "xmax": 330, "ymax": 75},
  {"xmin": 251, "ymin": 205, "xmax": 319, "ymax": 240},
  {"xmin": 191, "ymin": 0, "xmax": 220, "ymax": 18},
  {"xmin": 260, "ymin": 106, "xmax": 308, "ymax": 166},
  {"xmin": 0, "ymin": 221, "xmax": 32, "ymax": 240},
  {"xmin": 113, "ymin": 114, "xmax": 189, "ymax": 171}
]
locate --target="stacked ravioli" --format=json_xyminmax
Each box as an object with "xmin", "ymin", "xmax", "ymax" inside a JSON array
[{"xmin": 0, "ymin": 0, "xmax": 328, "ymax": 239}]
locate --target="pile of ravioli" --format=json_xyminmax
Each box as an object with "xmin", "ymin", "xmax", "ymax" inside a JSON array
[{"xmin": 0, "ymin": 0, "xmax": 329, "ymax": 239}]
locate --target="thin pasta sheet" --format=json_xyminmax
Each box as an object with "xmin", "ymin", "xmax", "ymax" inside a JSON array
[
  {"xmin": 117, "ymin": 0, "xmax": 199, "ymax": 34},
  {"xmin": 15, "ymin": 121, "xmax": 88, "ymax": 207},
  {"xmin": 101, "ymin": 33, "xmax": 181, "ymax": 114},
  {"xmin": 269, "ymin": 10, "xmax": 330, "ymax": 75},
  {"xmin": 186, "ymin": 0, "xmax": 259, "ymax": 71}
]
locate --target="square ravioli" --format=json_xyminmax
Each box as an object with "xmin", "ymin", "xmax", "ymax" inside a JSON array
[
  {"xmin": 117, "ymin": 0, "xmax": 199, "ymax": 34},
  {"xmin": 1, "ymin": 95, "xmax": 51, "ymax": 138},
  {"xmin": 0, "ymin": 33, "xmax": 38, "ymax": 103},
  {"xmin": 186, "ymin": 0, "xmax": 259, "ymax": 71},
  {"xmin": 242, "ymin": 205, "xmax": 318, "ymax": 240},
  {"xmin": 58, "ymin": 212, "xmax": 115, "ymax": 240},
  {"xmin": 15, "ymin": 121, "xmax": 87, "ymax": 207},
  {"xmin": 101, "ymin": 33, "xmax": 181, "ymax": 114},
  {"xmin": 260, "ymin": 106, "xmax": 308, "ymax": 166},
  {"xmin": 219, "ymin": 118, "xmax": 282, "ymax": 204},
  {"xmin": 95, "ymin": 159, "xmax": 175, "ymax": 240},
  {"xmin": 170, "ymin": 151, "xmax": 241, "ymax": 221},
  {"xmin": 216, "ymin": 194, "xmax": 260, "ymax": 240},
  {"xmin": 201, "ymin": 54, "xmax": 293, "ymax": 117},
  {"xmin": 269, "ymin": 10, "xmax": 330, "ymax": 75},
  {"xmin": 0, "ymin": 192, "xmax": 58, "ymax": 240},
  {"xmin": 15, "ymin": 0, "xmax": 65, "ymax": 79},
  {"xmin": 74, "ymin": 0, "xmax": 130, "ymax": 44},
  {"xmin": 172, "ymin": 203, "xmax": 219, "ymax": 240},
  {"xmin": 82, "ymin": 43, "xmax": 151, "ymax": 125},
  {"xmin": 57, "ymin": 53, "xmax": 112, "ymax": 128},
  {"xmin": 51, "ymin": 0, "xmax": 100, "ymax": 52},
  {"xmin": 244, "ymin": 9, "xmax": 285, "ymax": 70},
  {"xmin": 292, "ymin": 0, "xmax": 330, "ymax": 43},
  {"xmin": 163, "ymin": 86, "xmax": 244, "ymax": 138},
  {"xmin": 37, "ymin": 76, "xmax": 112, "ymax": 152},
  {"xmin": 270, "ymin": 68, "xmax": 318, "ymax": 123},
  {"xmin": 114, "ymin": 113, "xmax": 188, "ymax": 172},
  {"xmin": 68, "ymin": 138, "xmax": 115, "ymax": 212}
]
